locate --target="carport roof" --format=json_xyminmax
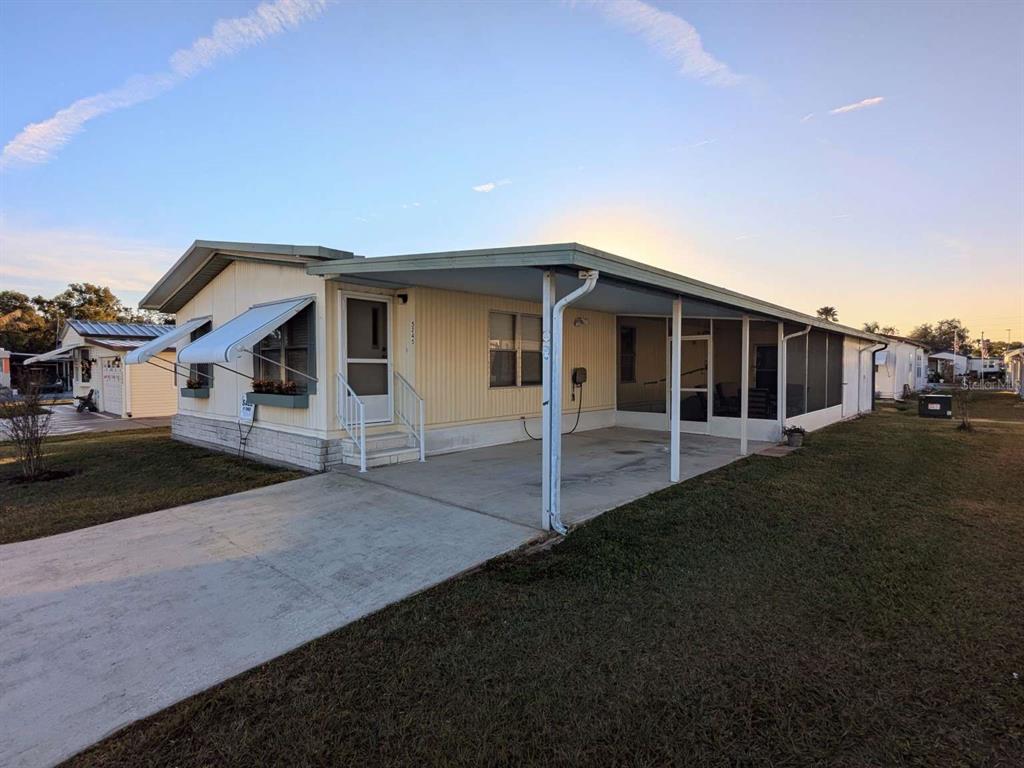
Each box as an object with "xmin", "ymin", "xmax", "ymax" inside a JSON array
[{"xmin": 309, "ymin": 243, "xmax": 886, "ymax": 341}]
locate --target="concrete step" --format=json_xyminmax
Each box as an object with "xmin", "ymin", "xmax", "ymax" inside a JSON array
[
  {"xmin": 362, "ymin": 446, "xmax": 422, "ymax": 468},
  {"xmin": 336, "ymin": 430, "xmax": 416, "ymax": 456}
]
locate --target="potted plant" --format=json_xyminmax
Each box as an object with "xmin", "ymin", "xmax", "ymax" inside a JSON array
[{"xmin": 783, "ymin": 425, "xmax": 805, "ymax": 447}]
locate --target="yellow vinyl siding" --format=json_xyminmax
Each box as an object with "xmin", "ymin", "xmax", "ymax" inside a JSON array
[
  {"xmin": 128, "ymin": 351, "xmax": 177, "ymax": 417},
  {"xmin": 412, "ymin": 287, "xmax": 616, "ymax": 427}
]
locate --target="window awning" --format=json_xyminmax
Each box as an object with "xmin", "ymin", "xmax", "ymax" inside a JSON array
[
  {"xmin": 178, "ymin": 296, "xmax": 314, "ymax": 365},
  {"xmin": 24, "ymin": 344, "xmax": 84, "ymax": 365},
  {"xmin": 125, "ymin": 316, "xmax": 210, "ymax": 365}
]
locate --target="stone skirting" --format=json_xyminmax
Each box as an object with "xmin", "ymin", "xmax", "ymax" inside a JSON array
[{"xmin": 172, "ymin": 414, "xmax": 335, "ymax": 471}]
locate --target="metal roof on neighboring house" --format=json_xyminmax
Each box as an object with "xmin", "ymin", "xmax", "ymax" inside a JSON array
[
  {"xmin": 87, "ymin": 338, "xmax": 153, "ymax": 351},
  {"xmin": 66, "ymin": 320, "xmax": 176, "ymax": 339}
]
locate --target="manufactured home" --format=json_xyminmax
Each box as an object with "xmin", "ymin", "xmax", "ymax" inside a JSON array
[
  {"xmin": 130, "ymin": 241, "xmax": 888, "ymax": 531},
  {"xmin": 1006, "ymin": 348, "xmax": 1024, "ymax": 396},
  {"xmin": 26, "ymin": 320, "xmax": 177, "ymax": 417},
  {"xmin": 873, "ymin": 336, "xmax": 928, "ymax": 399}
]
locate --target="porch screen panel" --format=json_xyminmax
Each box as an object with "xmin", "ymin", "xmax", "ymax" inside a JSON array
[
  {"xmin": 806, "ymin": 330, "xmax": 828, "ymax": 412},
  {"xmin": 748, "ymin": 320, "xmax": 778, "ymax": 420},
  {"xmin": 713, "ymin": 319, "xmax": 742, "ymax": 417},
  {"xmin": 826, "ymin": 332, "xmax": 844, "ymax": 407},
  {"xmin": 617, "ymin": 317, "xmax": 666, "ymax": 413},
  {"xmin": 521, "ymin": 315, "xmax": 542, "ymax": 386},
  {"xmin": 786, "ymin": 334, "xmax": 807, "ymax": 417},
  {"xmin": 489, "ymin": 312, "xmax": 516, "ymax": 387}
]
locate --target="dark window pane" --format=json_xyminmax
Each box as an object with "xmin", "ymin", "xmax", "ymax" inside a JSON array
[
  {"xmin": 258, "ymin": 348, "xmax": 281, "ymax": 382},
  {"xmin": 189, "ymin": 321, "xmax": 213, "ymax": 387},
  {"xmin": 521, "ymin": 350, "xmax": 541, "ymax": 385},
  {"xmin": 680, "ymin": 391, "xmax": 708, "ymax": 421},
  {"xmin": 347, "ymin": 299, "xmax": 388, "ymax": 359},
  {"xmin": 490, "ymin": 350, "xmax": 516, "ymax": 387},
  {"xmin": 619, "ymin": 326, "xmax": 637, "ymax": 383},
  {"xmin": 347, "ymin": 362, "xmax": 388, "ymax": 396}
]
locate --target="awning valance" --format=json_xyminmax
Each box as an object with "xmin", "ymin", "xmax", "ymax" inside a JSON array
[
  {"xmin": 178, "ymin": 296, "xmax": 314, "ymax": 365},
  {"xmin": 24, "ymin": 344, "xmax": 84, "ymax": 365},
  {"xmin": 125, "ymin": 317, "xmax": 209, "ymax": 365}
]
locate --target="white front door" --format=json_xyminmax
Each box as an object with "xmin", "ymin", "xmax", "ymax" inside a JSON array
[
  {"xmin": 100, "ymin": 356, "xmax": 123, "ymax": 416},
  {"xmin": 342, "ymin": 295, "xmax": 392, "ymax": 423}
]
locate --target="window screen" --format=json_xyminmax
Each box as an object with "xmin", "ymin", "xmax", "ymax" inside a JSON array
[
  {"xmin": 749, "ymin": 321, "xmax": 778, "ymax": 420},
  {"xmin": 786, "ymin": 334, "xmax": 807, "ymax": 417},
  {"xmin": 713, "ymin": 320, "xmax": 742, "ymax": 417},
  {"xmin": 806, "ymin": 330, "xmax": 828, "ymax": 412},
  {"xmin": 489, "ymin": 312, "xmax": 517, "ymax": 387},
  {"xmin": 826, "ymin": 333, "xmax": 844, "ymax": 407}
]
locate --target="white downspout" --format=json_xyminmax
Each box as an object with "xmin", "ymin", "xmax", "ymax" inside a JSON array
[
  {"xmin": 540, "ymin": 270, "xmax": 555, "ymax": 531},
  {"xmin": 548, "ymin": 269, "xmax": 599, "ymax": 535},
  {"xmin": 780, "ymin": 324, "xmax": 812, "ymax": 430}
]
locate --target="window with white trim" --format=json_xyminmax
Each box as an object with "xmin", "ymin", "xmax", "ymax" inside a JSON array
[{"xmin": 489, "ymin": 311, "xmax": 542, "ymax": 388}]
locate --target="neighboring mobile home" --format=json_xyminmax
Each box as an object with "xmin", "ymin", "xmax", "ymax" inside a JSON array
[
  {"xmin": 131, "ymin": 241, "xmax": 888, "ymax": 531},
  {"xmin": 928, "ymin": 351, "xmax": 969, "ymax": 382},
  {"xmin": 1005, "ymin": 348, "xmax": 1024, "ymax": 396},
  {"xmin": 873, "ymin": 336, "xmax": 928, "ymax": 400},
  {"xmin": 26, "ymin": 320, "xmax": 177, "ymax": 417}
]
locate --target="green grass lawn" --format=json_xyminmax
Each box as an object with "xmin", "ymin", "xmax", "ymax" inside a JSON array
[
  {"xmin": 70, "ymin": 395, "xmax": 1024, "ymax": 767},
  {"xmin": 1, "ymin": 428, "xmax": 303, "ymax": 544}
]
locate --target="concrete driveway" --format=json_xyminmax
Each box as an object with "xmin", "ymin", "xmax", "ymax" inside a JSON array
[
  {"xmin": 366, "ymin": 427, "xmax": 769, "ymax": 530},
  {"xmin": 0, "ymin": 473, "xmax": 537, "ymax": 768}
]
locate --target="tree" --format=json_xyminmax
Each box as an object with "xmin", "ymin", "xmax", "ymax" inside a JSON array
[
  {"xmin": 0, "ymin": 378, "xmax": 53, "ymax": 479},
  {"xmin": 862, "ymin": 321, "xmax": 899, "ymax": 336},
  {"xmin": 908, "ymin": 319, "xmax": 974, "ymax": 355},
  {"xmin": 0, "ymin": 291, "xmax": 51, "ymax": 353},
  {"xmin": 988, "ymin": 340, "xmax": 1023, "ymax": 357},
  {"xmin": 816, "ymin": 306, "xmax": 838, "ymax": 322}
]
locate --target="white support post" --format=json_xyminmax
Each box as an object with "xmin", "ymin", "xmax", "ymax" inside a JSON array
[
  {"xmin": 670, "ymin": 297, "xmax": 682, "ymax": 482},
  {"xmin": 540, "ymin": 270, "xmax": 555, "ymax": 531},
  {"xmin": 740, "ymin": 314, "xmax": 750, "ymax": 455}
]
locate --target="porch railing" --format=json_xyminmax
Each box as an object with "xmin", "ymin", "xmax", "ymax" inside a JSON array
[
  {"xmin": 336, "ymin": 372, "xmax": 366, "ymax": 472},
  {"xmin": 394, "ymin": 372, "xmax": 426, "ymax": 462}
]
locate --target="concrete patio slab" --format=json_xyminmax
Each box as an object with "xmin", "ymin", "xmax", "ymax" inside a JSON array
[
  {"xmin": 0, "ymin": 473, "xmax": 537, "ymax": 768},
  {"xmin": 362, "ymin": 427, "xmax": 771, "ymax": 530}
]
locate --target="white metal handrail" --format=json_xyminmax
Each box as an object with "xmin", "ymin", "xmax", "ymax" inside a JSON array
[
  {"xmin": 393, "ymin": 371, "xmax": 426, "ymax": 462},
  {"xmin": 337, "ymin": 372, "xmax": 366, "ymax": 472}
]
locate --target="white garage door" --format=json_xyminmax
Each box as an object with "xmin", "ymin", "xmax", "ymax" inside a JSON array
[{"xmin": 100, "ymin": 357, "xmax": 124, "ymax": 416}]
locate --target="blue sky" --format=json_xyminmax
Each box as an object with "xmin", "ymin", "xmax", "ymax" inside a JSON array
[{"xmin": 1, "ymin": 0, "xmax": 1022, "ymax": 341}]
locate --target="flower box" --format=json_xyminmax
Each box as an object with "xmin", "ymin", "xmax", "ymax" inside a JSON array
[
  {"xmin": 245, "ymin": 392, "xmax": 309, "ymax": 409},
  {"xmin": 180, "ymin": 387, "xmax": 210, "ymax": 398}
]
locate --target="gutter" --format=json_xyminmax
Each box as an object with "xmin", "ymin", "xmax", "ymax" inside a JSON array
[{"xmin": 548, "ymin": 270, "xmax": 599, "ymax": 535}]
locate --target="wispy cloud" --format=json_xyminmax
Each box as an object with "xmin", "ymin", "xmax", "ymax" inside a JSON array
[
  {"xmin": 472, "ymin": 179, "xmax": 511, "ymax": 193},
  {"xmin": 583, "ymin": 0, "xmax": 740, "ymax": 86},
  {"xmin": 0, "ymin": 224, "xmax": 179, "ymax": 302},
  {"xmin": 829, "ymin": 96, "xmax": 885, "ymax": 115},
  {"xmin": 1, "ymin": 0, "xmax": 328, "ymax": 168},
  {"xmin": 800, "ymin": 113, "xmax": 815, "ymax": 123}
]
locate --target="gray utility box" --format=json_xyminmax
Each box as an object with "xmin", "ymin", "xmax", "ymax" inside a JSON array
[{"xmin": 918, "ymin": 393, "xmax": 953, "ymax": 419}]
